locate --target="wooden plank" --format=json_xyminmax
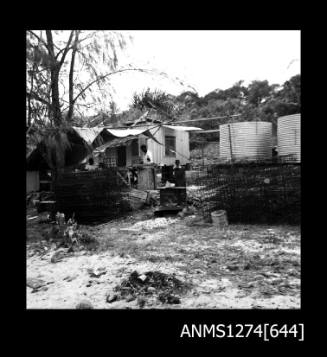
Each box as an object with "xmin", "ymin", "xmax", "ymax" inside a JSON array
[
  {"xmin": 129, "ymin": 189, "xmax": 148, "ymax": 201},
  {"xmin": 116, "ymin": 171, "xmax": 130, "ymax": 187}
]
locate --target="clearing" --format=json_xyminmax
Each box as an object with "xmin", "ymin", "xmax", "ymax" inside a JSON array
[{"xmin": 26, "ymin": 207, "xmax": 300, "ymax": 309}]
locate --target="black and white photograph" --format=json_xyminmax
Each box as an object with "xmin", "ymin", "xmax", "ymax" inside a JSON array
[{"xmin": 26, "ymin": 30, "xmax": 301, "ymax": 310}]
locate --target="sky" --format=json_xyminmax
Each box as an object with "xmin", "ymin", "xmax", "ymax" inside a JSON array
[{"xmin": 107, "ymin": 30, "xmax": 300, "ymax": 112}]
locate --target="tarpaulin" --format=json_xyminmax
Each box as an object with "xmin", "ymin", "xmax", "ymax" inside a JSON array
[{"xmin": 72, "ymin": 127, "xmax": 104, "ymax": 145}]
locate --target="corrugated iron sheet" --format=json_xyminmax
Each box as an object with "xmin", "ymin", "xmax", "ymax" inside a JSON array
[
  {"xmin": 277, "ymin": 114, "xmax": 301, "ymax": 162},
  {"xmin": 220, "ymin": 121, "xmax": 272, "ymax": 161}
]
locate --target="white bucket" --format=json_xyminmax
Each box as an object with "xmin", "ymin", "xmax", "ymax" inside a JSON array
[{"xmin": 211, "ymin": 210, "xmax": 228, "ymax": 228}]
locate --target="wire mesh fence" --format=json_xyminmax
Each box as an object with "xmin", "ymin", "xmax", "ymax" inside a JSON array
[
  {"xmin": 187, "ymin": 162, "xmax": 301, "ymax": 224},
  {"xmin": 54, "ymin": 168, "xmax": 129, "ymax": 223}
]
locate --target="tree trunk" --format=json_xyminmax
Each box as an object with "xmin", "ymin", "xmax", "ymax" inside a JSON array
[
  {"xmin": 46, "ymin": 30, "xmax": 62, "ymax": 127},
  {"xmin": 67, "ymin": 31, "xmax": 79, "ymax": 122},
  {"xmin": 27, "ymin": 65, "xmax": 36, "ymax": 128},
  {"xmin": 50, "ymin": 69, "xmax": 62, "ymax": 126}
]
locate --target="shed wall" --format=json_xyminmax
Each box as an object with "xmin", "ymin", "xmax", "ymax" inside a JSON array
[
  {"xmin": 147, "ymin": 126, "xmax": 190, "ymax": 165},
  {"xmin": 102, "ymin": 126, "xmax": 191, "ymax": 166}
]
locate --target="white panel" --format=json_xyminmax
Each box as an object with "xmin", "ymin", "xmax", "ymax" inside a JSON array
[
  {"xmin": 175, "ymin": 130, "xmax": 190, "ymax": 165},
  {"xmin": 148, "ymin": 126, "xmax": 165, "ymax": 165}
]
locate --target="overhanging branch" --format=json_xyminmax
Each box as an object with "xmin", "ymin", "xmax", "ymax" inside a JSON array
[{"xmin": 72, "ymin": 68, "xmax": 149, "ymax": 105}]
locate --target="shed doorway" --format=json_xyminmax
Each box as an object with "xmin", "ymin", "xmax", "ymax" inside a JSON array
[{"xmin": 117, "ymin": 146, "xmax": 126, "ymax": 167}]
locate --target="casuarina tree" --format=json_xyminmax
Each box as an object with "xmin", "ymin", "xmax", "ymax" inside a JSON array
[{"xmin": 26, "ymin": 30, "xmax": 150, "ymax": 178}]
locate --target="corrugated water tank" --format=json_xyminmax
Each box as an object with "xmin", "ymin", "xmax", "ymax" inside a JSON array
[
  {"xmin": 219, "ymin": 121, "xmax": 273, "ymax": 161},
  {"xmin": 277, "ymin": 113, "xmax": 301, "ymax": 162}
]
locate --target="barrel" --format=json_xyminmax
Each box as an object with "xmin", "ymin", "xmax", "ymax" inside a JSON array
[
  {"xmin": 277, "ymin": 114, "xmax": 301, "ymax": 162},
  {"xmin": 220, "ymin": 121, "xmax": 272, "ymax": 161}
]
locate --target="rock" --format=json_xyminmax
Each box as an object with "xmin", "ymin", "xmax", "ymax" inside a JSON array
[
  {"xmin": 27, "ymin": 278, "xmax": 46, "ymax": 290},
  {"xmin": 147, "ymin": 287, "xmax": 156, "ymax": 293},
  {"xmin": 50, "ymin": 250, "xmax": 66, "ymax": 263},
  {"xmin": 76, "ymin": 300, "xmax": 93, "ymax": 309},
  {"xmin": 106, "ymin": 293, "xmax": 118, "ymax": 303}
]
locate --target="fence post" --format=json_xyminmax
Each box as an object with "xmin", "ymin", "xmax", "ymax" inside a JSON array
[{"xmin": 228, "ymin": 124, "xmax": 234, "ymax": 162}]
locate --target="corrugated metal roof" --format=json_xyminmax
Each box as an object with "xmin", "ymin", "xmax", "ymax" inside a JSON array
[
  {"xmin": 72, "ymin": 127, "xmax": 104, "ymax": 145},
  {"xmin": 163, "ymin": 125, "xmax": 203, "ymax": 131},
  {"xmin": 94, "ymin": 127, "xmax": 162, "ymax": 153},
  {"xmin": 72, "ymin": 124, "xmax": 199, "ymax": 150}
]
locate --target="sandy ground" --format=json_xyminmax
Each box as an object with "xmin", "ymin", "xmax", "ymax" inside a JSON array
[{"xmin": 26, "ymin": 209, "xmax": 300, "ymax": 309}]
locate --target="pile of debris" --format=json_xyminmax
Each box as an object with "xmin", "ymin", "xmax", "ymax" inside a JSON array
[{"xmin": 110, "ymin": 270, "xmax": 191, "ymax": 306}]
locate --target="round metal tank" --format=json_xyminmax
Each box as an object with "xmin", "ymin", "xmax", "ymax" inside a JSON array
[
  {"xmin": 219, "ymin": 121, "xmax": 272, "ymax": 161},
  {"xmin": 277, "ymin": 114, "xmax": 301, "ymax": 162}
]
